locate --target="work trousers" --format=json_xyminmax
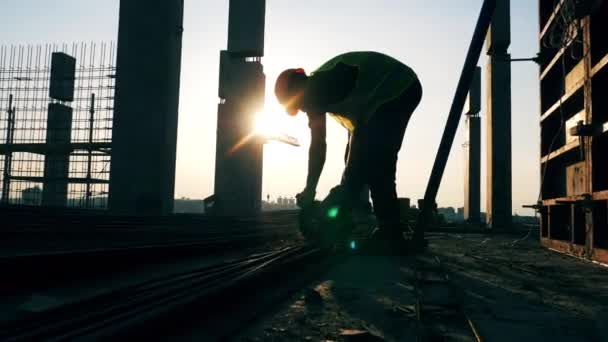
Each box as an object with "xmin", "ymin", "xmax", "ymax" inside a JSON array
[{"xmin": 342, "ymin": 79, "xmax": 422, "ymax": 234}]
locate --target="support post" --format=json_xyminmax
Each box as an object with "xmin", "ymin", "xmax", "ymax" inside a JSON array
[
  {"xmin": 42, "ymin": 103, "xmax": 72, "ymax": 207},
  {"xmin": 2, "ymin": 94, "xmax": 14, "ymax": 204},
  {"xmin": 464, "ymin": 67, "xmax": 482, "ymax": 223},
  {"xmin": 464, "ymin": 116, "xmax": 481, "ymax": 223},
  {"xmin": 109, "ymin": 0, "xmax": 184, "ymax": 215},
  {"xmin": 86, "ymin": 93, "xmax": 95, "ymax": 209},
  {"xmin": 486, "ymin": 0, "xmax": 512, "ymax": 229},
  {"xmin": 212, "ymin": 0, "xmax": 266, "ymax": 216},
  {"xmin": 43, "ymin": 52, "xmax": 76, "ymax": 208}
]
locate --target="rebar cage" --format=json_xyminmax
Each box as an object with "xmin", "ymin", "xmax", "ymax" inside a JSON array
[{"xmin": 0, "ymin": 42, "xmax": 115, "ymax": 209}]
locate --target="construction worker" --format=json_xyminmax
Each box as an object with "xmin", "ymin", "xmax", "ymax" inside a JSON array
[{"xmin": 275, "ymin": 51, "xmax": 422, "ymax": 251}]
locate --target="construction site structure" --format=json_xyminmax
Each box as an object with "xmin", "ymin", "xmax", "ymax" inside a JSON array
[
  {"xmin": 1, "ymin": 44, "xmax": 114, "ymax": 209},
  {"xmin": 486, "ymin": 0, "xmax": 513, "ymax": 229},
  {"xmin": 464, "ymin": 67, "xmax": 482, "ymax": 223},
  {"xmin": 211, "ymin": 0, "xmax": 266, "ymax": 216},
  {"xmin": 538, "ymin": 0, "xmax": 608, "ymax": 264},
  {"xmin": 109, "ymin": 0, "xmax": 184, "ymax": 215}
]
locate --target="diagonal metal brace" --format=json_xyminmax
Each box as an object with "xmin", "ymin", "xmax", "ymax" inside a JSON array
[{"xmin": 413, "ymin": 0, "xmax": 498, "ymax": 247}]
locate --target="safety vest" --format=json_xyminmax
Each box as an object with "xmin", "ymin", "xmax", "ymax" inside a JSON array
[{"xmin": 311, "ymin": 51, "xmax": 418, "ymax": 131}]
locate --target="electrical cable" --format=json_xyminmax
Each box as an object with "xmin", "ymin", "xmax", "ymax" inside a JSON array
[
  {"xmin": 538, "ymin": 0, "xmax": 582, "ymax": 205},
  {"xmin": 508, "ymin": 0, "xmax": 581, "ymax": 240}
]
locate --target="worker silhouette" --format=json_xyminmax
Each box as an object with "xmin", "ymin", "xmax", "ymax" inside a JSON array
[{"xmin": 275, "ymin": 51, "xmax": 422, "ymax": 252}]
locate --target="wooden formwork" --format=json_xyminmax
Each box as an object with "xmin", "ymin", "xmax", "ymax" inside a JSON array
[{"xmin": 539, "ymin": 0, "xmax": 608, "ymax": 264}]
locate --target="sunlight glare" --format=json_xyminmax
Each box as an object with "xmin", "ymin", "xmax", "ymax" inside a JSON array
[
  {"xmin": 254, "ymin": 112, "xmax": 278, "ymax": 136},
  {"xmin": 253, "ymin": 106, "xmax": 310, "ymax": 147}
]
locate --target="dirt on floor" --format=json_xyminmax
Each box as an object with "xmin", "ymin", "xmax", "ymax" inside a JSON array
[{"xmin": 237, "ymin": 232, "xmax": 608, "ymax": 342}]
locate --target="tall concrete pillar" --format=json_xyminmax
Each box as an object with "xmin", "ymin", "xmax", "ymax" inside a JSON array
[
  {"xmin": 465, "ymin": 116, "xmax": 481, "ymax": 222},
  {"xmin": 43, "ymin": 52, "xmax": 76, "ymax": 207},
  {"xmin": 42, "ymin": 103, "xmax": 72, "ymax": 207},
  {"xmin": 486, "ymin": 0, "xmax": 512, "ymax": 229},
  {"xmin": 465, "ymin": 67, "xmax": 482, "ymax": 223},
  {"xmin": 212, "ymin": 0, "xmax": 266, "ymax": 216},
  {"xmin": 109, "ymin": 0, "xmax": 184, "ymax": 215}
]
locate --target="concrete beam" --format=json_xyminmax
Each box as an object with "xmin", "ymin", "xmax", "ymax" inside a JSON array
[{"xmin": 109, "ymin": 0, "xmax": 184, "ymax": 215}]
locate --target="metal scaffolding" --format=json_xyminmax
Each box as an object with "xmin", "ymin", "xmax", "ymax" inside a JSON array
[{"xmin": 0, "ymin": 43, "xmax": 115, "ymax": 209}]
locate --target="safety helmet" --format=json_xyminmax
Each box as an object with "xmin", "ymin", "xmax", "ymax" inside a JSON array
[{"xmin": 275, "ymin": 68, "xmax": 306, "ymax": 116}]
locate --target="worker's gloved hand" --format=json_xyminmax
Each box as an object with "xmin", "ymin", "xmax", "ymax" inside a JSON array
[{"xmin": 296, "ymin": 188, "xmax": 316, "ymax": 209}]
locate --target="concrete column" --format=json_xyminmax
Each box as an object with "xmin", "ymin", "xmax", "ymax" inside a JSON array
[
  {"xmin": 109, "ymin": 0, "xmax": 184, "ymax": 215},
  {"xmin": 214, "ymin": 53, "xmax": 265, "ymax": 216},
  {"xmin": 214, "ymin": 95, "xmax": 264, "ymax": 215},
  {"xmin": 465, "ymin": 116, "xmax": 481, "ymax": 223},
  {"xmin": 212, "ymin": 0, "xmax": 266, "ymax": 216},
  {"xmin": 465, "ymin": 67, "xmax": 482, "ymax": 223},
  {"xmin": 42, "ymin": 52, "xmax": 76, "ymax": 208},
  {"xmin": 486, "ymin": 0, "xmax": 512, "ymax": 229},
  {"xmin": 43, "ymin": 103, "xmax": 72, "ymax": 207}
]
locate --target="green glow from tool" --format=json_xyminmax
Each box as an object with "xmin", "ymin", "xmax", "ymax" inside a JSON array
[
  {"xmin": 327, "ymin": 206, "xmax": 339, "ymax": 219},
  {"xmin": 350, "ymin": 240, "xmax": 357, "ymax": 250}
]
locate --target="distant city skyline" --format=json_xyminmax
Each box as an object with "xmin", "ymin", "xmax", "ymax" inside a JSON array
[{"xmin": 1, "ymin": 1, "xmax": 541, "ymax": 215}]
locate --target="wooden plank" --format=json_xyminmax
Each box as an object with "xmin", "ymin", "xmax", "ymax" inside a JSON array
[
  {"xmin": 593, "ymin": 191, "xmax": 608, "ymax": 200},
  {"xmin": 566, "ymin": 60, "xmax": 586, "ymax": 93},
  {"xmin": 541, "ymin": 46, "xmax": 585, "ymax": 82},
  {"xmin": 542, "ymin": 237, "xmax": 588, "ymax": 258},
  {"xmin": 541, "ymin": 140, "xmax": 580, "ymax": 163},
  {"xmin": 539, "ymin": 0, "xmax": 565, "ymax": 40},
  {"xmin": 542, "ymin": 195, "xmax": 586, "ymax": 206},
  {"xmin": 565, "ymin": 110, "xmax": 586, "ymax": 143},
  {"xmin": 583, "ymin": 17, "xmax": 594, "ymax": 251},
  {"xmin": 544, "ymin": 192, "xmax": 608, "ymax": 203},
  {"xmin": 540, "ymin": 46, "xmax": 566, "ymax": 80},
  {"xmin": 593, "ymin": 248, "xmax": 608, "ymax": 265},
  {"xmin": 541, "ymin": 77, "xmax": 585, "ymax": 122},
  {"xmin": 566, "ymin": 162, "xmax": 587, "ymax": 196},
  {"xmin": 543, "ymin": 237, "xmax": 608, "ymax": 265},
  {"xmin": 592, "ymin": 52, "xmax": 608, "ymax": 77},
  {"xmin": 541, "ymin": 238, "xmax": 608, "ymax": 265}
]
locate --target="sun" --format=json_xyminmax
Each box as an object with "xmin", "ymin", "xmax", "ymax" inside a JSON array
[
  {"xmin": 252, "ymin": 104, "xmax": 311, "ymax": 147},
  {"xmin": 254, "ymin": 112, "xmax": 279, "ymax": 136}
]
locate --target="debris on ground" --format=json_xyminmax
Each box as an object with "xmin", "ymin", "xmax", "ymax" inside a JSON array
[
  {"xmin": 340, "ymin": 327, "xmax": 385, "ymax": 342},
  {"xmin": 237, "ymin": 233, "xmax": 608, "ymax": 341},
  {"xmin": 305, "ymin": 287, "xmax": 324, "ymax": 306}
]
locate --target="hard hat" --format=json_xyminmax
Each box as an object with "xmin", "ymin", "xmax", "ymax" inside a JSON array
[{"xmin": 275, "ymin": 68, "xmax": 306, "ymax": 116}]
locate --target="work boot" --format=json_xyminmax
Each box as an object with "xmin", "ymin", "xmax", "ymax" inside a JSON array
[
  {"xmin": 317, "ymin": 185, "xmax": 357, "ymax": 247},
  {"xmin": 318, "ymin": 211, "xmax": 355, "ymax": 248},
  {"xmin": 363, "ymin": 226, "xmax": 410, "ymax": 255}
]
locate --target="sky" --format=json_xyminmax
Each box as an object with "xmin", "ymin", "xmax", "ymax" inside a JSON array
[{"xmin": 0, "ymin": 0, "xmax": 541, "ymax": 215}]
